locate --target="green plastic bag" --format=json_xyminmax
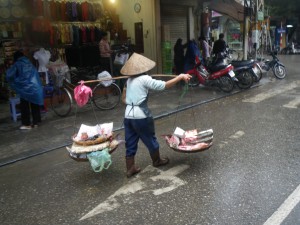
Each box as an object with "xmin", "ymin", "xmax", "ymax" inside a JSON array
[{"xmin": 87, "ymin": 148, "xmax": 112, "ymax": 173}]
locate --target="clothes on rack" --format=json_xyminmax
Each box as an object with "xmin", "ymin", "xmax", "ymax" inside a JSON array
[
  {"xmin": 28, "ymin": 19, "xmax": 103, "ymax": 47},
  {"xmin": 28, "ymin": 0, "xmax": 103, "ymax": 22}
]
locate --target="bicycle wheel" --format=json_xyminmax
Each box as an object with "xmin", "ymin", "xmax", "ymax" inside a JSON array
[
  {"xmin": 50, "ymin": 87, "xmax": 73, "ymax": 117},
  {"xmin": 92, "ymin": 83, "xmax": 121, "ymax": 110}
]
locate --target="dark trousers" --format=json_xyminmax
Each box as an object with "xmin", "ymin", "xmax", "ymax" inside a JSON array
[
  {"xmin": 175, "ymin": 61, "xmax": 184, "ymax": 75},
  {"xmin": 20, "ymin": 98, "xmax": 41, "ymax": 126},
  {"xmin": 124, "ymin": 117, "xmax": 159, "ymax": 157}
]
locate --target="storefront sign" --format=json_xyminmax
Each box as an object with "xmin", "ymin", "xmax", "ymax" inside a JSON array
[
  {"xmin": 257, "ymin": 11, "xmax": 264, "ymax": 21},
  {"xmin": 278, "ymin": 28, "xmax": 286, "ymax": 33}
]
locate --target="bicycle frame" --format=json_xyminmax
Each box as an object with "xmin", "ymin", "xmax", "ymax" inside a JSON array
[
  {"xmin": 62, "ymin": 78, "xmax": 75, "ymax": 93},
  {"xmin": 50, "ymin": 68, "xmax": 122, "ymax": 117}
]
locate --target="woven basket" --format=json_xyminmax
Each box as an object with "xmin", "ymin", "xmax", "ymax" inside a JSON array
[
  {"xmin": 72, "ymin": 133, "xmax": 113, "ymax": 146},
  {"xmin": 164, "ymin": 134, "xmax": 213, "ymax": 153},
  {"xmin": 69, "ymin": 153, "xmax": 88, "ymax": 162},
  {"xmin": 169, "ymin": 143, "xmax": 212, "ymax": 153},
  {"xmin": 68, "ymin": 144, "xmax": 118, "ymax": 162}
]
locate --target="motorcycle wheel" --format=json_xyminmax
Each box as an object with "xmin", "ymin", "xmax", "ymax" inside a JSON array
[
  {"xmin": 218, "ymin": 75, "xmax": 234, "ymax": 93},
  {"xmin": 236, "ymin": 70, "xmax": 253, "ymax": 89},
  {"xmin": 188, "ymin": 73, "xmax": 200, "ymax": 87},
  {"xmin": 273, "ymin": 64, "xmax": 286, "ymax": 79}
]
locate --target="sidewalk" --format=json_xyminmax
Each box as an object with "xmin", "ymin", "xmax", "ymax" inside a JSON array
[{"xmin": 0, "ymin": 82, "xmax": 262, "ymax": 167}]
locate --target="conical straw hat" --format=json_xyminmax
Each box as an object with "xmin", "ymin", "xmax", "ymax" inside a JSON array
[{"xmin": 120, "ymin": 53, "xmax": 156, "ymax": 76}]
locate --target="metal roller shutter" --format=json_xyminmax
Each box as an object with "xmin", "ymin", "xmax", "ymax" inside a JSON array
[{"xmin": 161, "ymin": 5, "xmax": 189, "ymax": 61}]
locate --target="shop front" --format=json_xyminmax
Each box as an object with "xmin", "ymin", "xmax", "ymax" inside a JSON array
[
  {"xmin": 1, "ymin": 0, "xmax": 247, "ymax": 104},
  {"xmin": 1, "ymin": 0, "xmax": 200, "ymax": 98},
  {"xmin": 0, "ymin": 0, "xmax": 132, "ymax": 103}
]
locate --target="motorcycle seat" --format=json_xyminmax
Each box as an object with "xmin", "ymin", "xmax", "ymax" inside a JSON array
[
  {"xmin": 231, "ymin": 60, "xmax": 254, "ymax": 67},
  {"xmin": 209, "ymin": 63, "xmax": 228, "ymax": 72}
]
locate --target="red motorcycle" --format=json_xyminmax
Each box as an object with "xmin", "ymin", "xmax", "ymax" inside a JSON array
[{"xmin": 186, "ymin": 56, "xmax": 237, "ymax": 93}]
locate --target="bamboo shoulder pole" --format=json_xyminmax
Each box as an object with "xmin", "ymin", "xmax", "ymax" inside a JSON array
[{"xmin": 79, "ymin": 74, "xmax": 177, "ymax": 84}]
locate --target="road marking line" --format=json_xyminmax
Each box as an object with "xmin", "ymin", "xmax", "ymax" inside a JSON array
[
  {"xmin": 148, "ymin": 164, "xmax": 189, "ymax": 195},
  {"xmin": 218, "ymin": 131, "xmax": 245, "ymax": 148},
  {"xmin": 229, "ymin": 131, "xmax": 245, "ymax": 139},
  {"xmin": 263, "ymin": 184, "xmax": 300, "ymax": 225},
  {"xmin": 243, "ymin": 82, "xmax": 300, "ymax": 103},
  {"xmin": 80, "ymin": 164, "xmax": 189, "ymax": 220},
  {"xmin": 80, "ymin": 180, "xmax": 145, "ymax": 220},
  {"xmin": 283, "ymin": 97, "xmax": 300, "ymax": 108}
]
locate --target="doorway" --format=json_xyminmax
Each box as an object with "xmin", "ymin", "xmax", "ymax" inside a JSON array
[{"xmin": 135, "ymin": 22, "xmax": 144, "ymax": 53}]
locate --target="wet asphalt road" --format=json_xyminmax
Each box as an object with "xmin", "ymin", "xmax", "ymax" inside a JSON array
[{"xmin": 0, "ymin": 55, "xmax": 300, "ymax": 225}]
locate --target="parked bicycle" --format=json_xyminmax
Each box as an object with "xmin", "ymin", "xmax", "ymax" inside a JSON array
[{"xmin": 49, "ymin": 68, "xmax": 121, "ymax": 117}]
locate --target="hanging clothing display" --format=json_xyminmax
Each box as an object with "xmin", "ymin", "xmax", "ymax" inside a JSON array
[
  {"xmin": 33, "ymin": 48, "xmax": 51, "ymax": 84},
  {"xmin": 33, "ymin": 48, "xmax": 51, "ymax": 73},
  {"xmin": 27, "ymin": 0, "xmax": 102, "ymax": 22}
]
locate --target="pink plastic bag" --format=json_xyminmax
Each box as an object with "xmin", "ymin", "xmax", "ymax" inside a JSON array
[{"xmin": 74, "ymin": 81, "xmax": 93, "ymax": 107}]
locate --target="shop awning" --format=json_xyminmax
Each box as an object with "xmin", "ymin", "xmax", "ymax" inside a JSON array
[{"xmin": 208, "ymin": 0, "xmax": 244, "ymax": 22}]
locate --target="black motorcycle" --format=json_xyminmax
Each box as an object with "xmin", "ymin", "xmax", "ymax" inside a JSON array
[
  {"xmin": 258, "ymin": 51, "xmax": 286, "ymax": 79},
  {"xmin": 220, "ymin": 49, "xmax": 260, "ymax": 89},
  {"xmin": 230, "ymin": 60, "xmax": 255, "ymax": 89}
]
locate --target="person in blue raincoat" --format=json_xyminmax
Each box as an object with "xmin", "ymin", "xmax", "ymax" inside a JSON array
[
  {"xmin": 184, "ymin": 39, "xmax": 202, "ymax": 73},
  {"xmin": 6, "ymin": 51, "xmax": 44, "ymax": 130}
]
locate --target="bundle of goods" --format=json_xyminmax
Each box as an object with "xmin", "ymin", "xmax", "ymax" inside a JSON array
[
  {"xmin": 164, "ymin": 127, "xmax": 213, "ymax": 153},
  {"xmin": 66, "ymin": 123, "xmax": 123, "ymax": 172}
]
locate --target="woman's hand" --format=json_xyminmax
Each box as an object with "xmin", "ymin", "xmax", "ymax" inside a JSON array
[
  {"xmin": 165, "ymin": 73, "xmax": 192, "ymax": 89},
  {"xmin": 179, "ymin": 73, "xmax": 192, "ymax": 83}
]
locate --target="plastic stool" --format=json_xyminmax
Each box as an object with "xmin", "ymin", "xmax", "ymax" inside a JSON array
[{"xmin": 9, "ymin": 97, "xmax": 21, "ymax": 122}]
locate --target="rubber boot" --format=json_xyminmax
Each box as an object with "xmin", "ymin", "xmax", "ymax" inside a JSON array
[
  {"xmin": 126, "ymin": 157, "xmax": 141, "ymax": 178},
  {"xmin": 150, "ymin": 150, "xmax": 169, "ymax": 167}
]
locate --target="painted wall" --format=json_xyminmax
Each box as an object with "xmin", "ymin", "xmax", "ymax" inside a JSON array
[
  {"xmin": 113, "ymin": 0, "xmax": 157, "ymax": 61},
  {"xmin": 108, "ymin": 0, "xmax": 197, "ymax": 73}
]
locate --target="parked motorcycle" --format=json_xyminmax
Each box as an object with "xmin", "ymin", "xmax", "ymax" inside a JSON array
[
  {"xmin": 230, "ymin": 62, "xmax": 254, "ymax": 89},
  {"xmin": 209, "ymin": 51, "xmax": 253, "ymax": 90},
  {"xmin": 280, "ymin": 42, "xmax": 300, "ymax": 55},
  {"xmin": 229, "ymin": 59, "xmax": 266, "ymax": 89},
  {"xmin": 227, "ymin": 49, "xmax": 263, "ymax": 84},
  {"xmin": 187, "ymin": 56, "xmax": 237, "ymax": 93},
  {"xmin": 257, "ymin": 51, "xmax": 286, "ymax": 79}
]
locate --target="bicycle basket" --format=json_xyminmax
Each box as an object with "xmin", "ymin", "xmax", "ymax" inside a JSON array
[
  {"xmin": 48, "ymin": 64, "xmax": 70, "ymax": 87},
  {"xmin": 97, "ymin": 71, "xmax": 113, "ymax": 87}
]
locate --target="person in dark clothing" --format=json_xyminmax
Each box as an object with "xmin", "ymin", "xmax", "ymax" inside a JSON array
[
  {"xmin": 212, "ymin": 33, "xmax": 227, "ymax": 56},
  {"xmin": 183, "ymin": 39, "xmax": 202, "ymax": 72},
  {"xmin": 173, "ymin": 38, "xmax": 187, "ymax": 74}
]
